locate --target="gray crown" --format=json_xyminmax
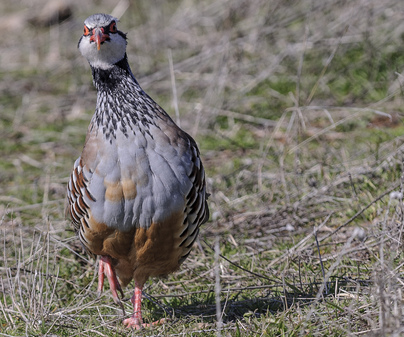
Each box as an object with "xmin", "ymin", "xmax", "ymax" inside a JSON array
[{"xmin": 84, "ymin": 13, "xmax": 117, "ymax": 28}]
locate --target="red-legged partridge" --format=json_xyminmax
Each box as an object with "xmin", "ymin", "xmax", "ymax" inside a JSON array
[{"xmin": 66, "ymin": 13, "xmax": 209, "ymax": 329}]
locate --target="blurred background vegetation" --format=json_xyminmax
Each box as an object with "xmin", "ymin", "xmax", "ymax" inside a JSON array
[{"xmin": 1, "ymin": 0, "xmax": 404, "ymax": 336}]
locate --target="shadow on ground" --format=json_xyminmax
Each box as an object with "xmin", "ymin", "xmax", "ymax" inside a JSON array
[{"xmin": 143, "ymin": 276, "xmax": 371, "ymax": 324}]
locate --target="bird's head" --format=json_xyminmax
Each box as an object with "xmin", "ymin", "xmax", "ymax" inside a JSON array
[{"xmin": 78, "ymin": 13, "xmax": 127, "ymax": 70}]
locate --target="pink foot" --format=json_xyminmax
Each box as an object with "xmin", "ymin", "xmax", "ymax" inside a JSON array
[
  {"xmin": 123, "ymin": 316, "xmax": 143, "ymax": 330},
  {"xmin": 123, "ymin": 317, "xmax": 165, "ymax": 330},
  {"xmin": 97, "ymin": 256, "xmax": 125, "ymax": 313},
  {"xmin": 123, "ymin": 282, "xmax": 165, "ymax": 329}
]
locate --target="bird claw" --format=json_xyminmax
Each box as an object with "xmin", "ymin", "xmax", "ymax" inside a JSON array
[
  {"xmin": 97, "ymin": 256, "xmax": 125, "ymax": 316},
  {"xmin": 116, "ymin": 298, "xmax": 126, "ymax": 317},
  {"xmin": 123, "ymin": 317, "xmax": 166, "ymax": 330},
  {"xmin": 117, "ymin": 283, "xmax": 124, "ymax": 299},
  {"xmin": 123, "ymin": 317, "xmax": 142, "ymax": 330}
]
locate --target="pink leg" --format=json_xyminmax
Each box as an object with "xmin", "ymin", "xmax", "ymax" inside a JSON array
[
  {"xmin": 123, "ymin": 282, "xmax": 165, "ymax": 329},
  {"xmin": 97, "ymin": 256, "xmax": 125, "ymax": 313},
  {"xmin": 123, "ymin": 282, "xmax": 143, "ymax": 329}
]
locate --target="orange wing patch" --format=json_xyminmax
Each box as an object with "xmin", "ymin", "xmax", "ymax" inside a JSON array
[
  {"xmin": 122, "ymin": 179, "xmax": 137, "ymax": 199},
  {"xmin": 105, "ymin": 179, "xmax": 137, "ymax": 202},
  {"xmin": 105, "ymin": 180, "xmax": 123, "ymax": 202}
]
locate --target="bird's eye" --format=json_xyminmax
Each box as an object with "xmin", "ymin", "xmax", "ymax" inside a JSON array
[
  {"xmin": 109, "ymin": 22, "xmax": 117, "ymax": 33},
  {"xmin": 83, "ymin": 25, "xmax": 90, "ymax": 36}
]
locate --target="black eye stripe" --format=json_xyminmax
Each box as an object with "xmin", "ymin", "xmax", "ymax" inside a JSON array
[
  {"xmin": 105, "ymin": 22, "xmax": 117, "ymax": 34},
  {"xmin": 84, "ymin": 26, "xmax": 93, "ymax": 34},
  {"xmin": 84, "ymin": 22, "xmax": 118, "ymax": 35}
]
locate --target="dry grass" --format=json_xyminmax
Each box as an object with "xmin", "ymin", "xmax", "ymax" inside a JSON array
[{"xmin": 1, "ymin": 0, "xmax": 404, "ymax": 335}]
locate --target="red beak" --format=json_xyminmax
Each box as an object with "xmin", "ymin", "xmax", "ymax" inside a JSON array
[{"xmin": 90, "ymin": 28, "xmax": 109, "ymax": 51}]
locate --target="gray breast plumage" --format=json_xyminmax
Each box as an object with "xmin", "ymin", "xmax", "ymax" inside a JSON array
[
  {"xmin": 78, "ymin": 111, "xmax": 195, "ymax": 231},
  {"xmin": 67, "ymin": 59, "xmax": 208, "ymax": 255}
]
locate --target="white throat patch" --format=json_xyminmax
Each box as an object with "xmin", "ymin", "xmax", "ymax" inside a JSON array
[{"xmin": 79, "ymin": 33, "xmax": 127, "ymax": 70}]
